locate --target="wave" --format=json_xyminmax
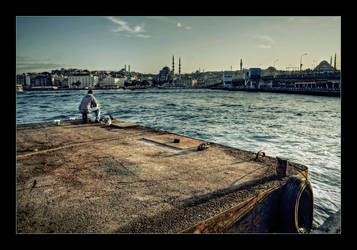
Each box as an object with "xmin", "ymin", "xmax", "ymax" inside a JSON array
[{"xmin": 47, "ymin": 114, "xmax": 68, "ymax": 121}]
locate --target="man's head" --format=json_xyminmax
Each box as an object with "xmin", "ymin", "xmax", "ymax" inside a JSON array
[{"xmin": 88, "ymin": 89, "xmax": 93, "ymax": 94}]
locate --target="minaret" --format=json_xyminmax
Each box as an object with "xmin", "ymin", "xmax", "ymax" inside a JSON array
[
  {"xmin": 172, "ymin": 55, "xmax": 175, "ymax": 75},
  {"xmin": 240, "ymin": 59, "xmax": 243, "ymax": 71},
  {"xmin": 330, "ymin": 56, "xmax": 332, "ymax": 67},
  {"xmin": 179, "ymin": 57, "xmax": 181, "ymax": 76},
  {"xmin": 334, "ymin": 53, "xmax": 337, "ymax": 70}
]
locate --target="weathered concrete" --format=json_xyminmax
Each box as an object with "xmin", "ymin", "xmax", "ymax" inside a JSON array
[{"xmin": 16, "ymin": 119, "xmax": 309, "ymax": 233}]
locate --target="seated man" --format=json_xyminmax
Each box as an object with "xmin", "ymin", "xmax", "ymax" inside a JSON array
[{"xmin": 78, "ymin": 89, "xmax": 101, "ymax": 123}]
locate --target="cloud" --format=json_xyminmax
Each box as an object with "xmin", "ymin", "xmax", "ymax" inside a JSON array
[
  {"xmin": 106, "ymin": 16, "xmax": 150, "ymax": 38},
  {"xmin": 177, "ymin": 22, "xmax": 191, "ymax": 30},
  {"xmin": 16, "ymin": 56, "xmax": 69, "ymax": 73},
  {"xmin": 136, "ymin": 34, "xmax": 151, "ymax": 38},
  {"xmin": 146, "ymin": 16, "xmax": 192, "ymax": 30},
  {"xmin": 255, "ymin": 34, "xmax": 274, "ymax": 43},
  {"xmin": 254, "ymin": 34, "xmax": 274, "ymax": 49},
  {"xmin": 258, "ymin": 44, "xmax": 272, "ymax": 49}
]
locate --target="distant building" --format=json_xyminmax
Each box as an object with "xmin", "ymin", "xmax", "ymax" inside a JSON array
[
  {"xmin": 16, "ymin": 74, "xmax": 26, "ymax": 86},
  {"xmin": 50, "ymin": 74, "xmax": 65, "ymax": 87},
  {"xmin": 170, "ymin": 78, "xmax": 197, "ymax": 88},
  {"xmin": 244, "ymin": 68, "xmax": 261, "ymax": 88},
  {"xmin": 314, "ymin": 60, "xmax": 335, "ymax": 72},
  {"xmin": 66, "ymin": 74, "xmax": 98, "ymax": 88},
  {"xmin": 158, "ymin": 66, "xmax": 172, "ymax": 83},
  {"xmin": 222, "ymin": 72, "xmax": 233, "ymax": 87},
  {"xmin": 262, "ymin": 66, "xmax": 278, "ymax": 77},
  {"xmin": 32, "ymin": 74, "xmax": 52, "ymax": 87},
  {"xmin": 102, "ymin": 76, "xmax": 125, "ymax": 88},
  {"xmin": 25, "ymin": 75, "xmax": 31, "ymax": 86}
]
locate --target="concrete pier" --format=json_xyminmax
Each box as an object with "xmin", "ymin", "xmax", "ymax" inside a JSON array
[{"xmin": 16, "ymin": 119, "xmax": 311, "ymax": 233}]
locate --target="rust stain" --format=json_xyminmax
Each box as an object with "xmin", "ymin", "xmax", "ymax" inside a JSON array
[{"xmin": 180, "ymin": 186, "xmax": 279, "ymax": 233}]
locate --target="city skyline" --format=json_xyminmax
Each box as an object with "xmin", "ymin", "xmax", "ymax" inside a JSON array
[{"xmin": 16, "ymin": 16, "xmax": 341, "ymax": 74}]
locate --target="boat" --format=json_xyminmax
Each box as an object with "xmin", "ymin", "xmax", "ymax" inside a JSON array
[{"xmin": 16, "ymin": 84, "xmax": 23, "ymax": 92}]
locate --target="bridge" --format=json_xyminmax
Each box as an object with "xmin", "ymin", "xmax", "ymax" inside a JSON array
[
  {"xmin": 227, "ymin": 70, "xmax": 341, "ymax": 87},
  {"xmin": 209, "ymin": 70, "xmax": 341, "ymax": 96},
  {"xmin": 260, "ymin": 71, "xmax": 340, "ymax": 83}
]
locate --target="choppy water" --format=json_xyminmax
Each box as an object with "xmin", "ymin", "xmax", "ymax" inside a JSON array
[{"xmin": 16, "ymin": 88, "xmax": 341, "ymax": 229}]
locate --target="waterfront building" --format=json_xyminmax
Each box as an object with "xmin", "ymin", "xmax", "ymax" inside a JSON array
[
  {"xmin": 129, "ymin": 75, "xmax": 138, "ymax": 81},
  {"xmin": 62, "ymin": 78, "xmax": 68, "ymax": 87},
  {"xmin": 102, "ymin": 76, "xmax": 125, "ymax": 88},
  {"xmin": 314, "ymin": 60, "xmax": 335, "ymax": 72},
  {"xmin": 222, "ymin": 72, "xmax": 233, "ymax": 87},
  {"xmin": 32, "ymin": 74, "xmax": 52, "ymax": 87},
  {"xmin": 67, "ymin": 74, "xmax": 98, "ymax": 88},
  {"xmin": 158, "ymin": 66, "xmax": 172, "ymax": 83},
  {"xmin": 25, "ymin": 75, "xmax": 31, "ymax": 87},
  {"xmin": 244, "ymin": 68, "xmax": 261, "ymax": 88},
  {"xmin": 262, "ymin": 67, "xmax": 278, "ymax": 77},
  {"xmin": 50, "ymin": 74, "xmax": 66, "ymax": 87},
  {"xmin": 97, "ymin": 71, "xmax": 108, "ymax": 80},
  {"xmin": 165, "ymin": 76, "xmax": 197, "ymax": 88},
  {"xmin": 258, "ymin": 79, "xmax": 273, "ymax": 88},
  {"xmin": 16, "ymin": 74, "xmax": 26, "ymax": 86}
]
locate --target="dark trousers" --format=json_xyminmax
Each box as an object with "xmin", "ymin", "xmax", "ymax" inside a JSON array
[{"xmin": 82, "ymin": 113, "xmax": 88, "ymax": 123}]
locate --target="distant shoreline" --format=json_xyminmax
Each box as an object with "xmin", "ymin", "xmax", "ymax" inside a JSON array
[{"xmin": 17, "ymin": 86, "xmax": 340, "ymax": 97}]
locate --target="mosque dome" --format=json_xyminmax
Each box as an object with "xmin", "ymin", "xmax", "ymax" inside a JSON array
[
  {"xmin": 266, "ymin": 66, "xmax": 277, "ymax": 71},
  {"xmin": 315, "ymin": 60, "xmax": 334, "ymax": 71},
  {"xmin": 162, "ymin": 66, "xmax": 170, "ymax": 71}
]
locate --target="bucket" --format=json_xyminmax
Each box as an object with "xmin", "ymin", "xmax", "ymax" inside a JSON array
[{"xmin": 104, "ymin": 117, "xmax": 111, "ymax": 126}]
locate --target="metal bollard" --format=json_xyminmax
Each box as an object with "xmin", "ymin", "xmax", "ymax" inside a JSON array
[{"xmin": 276, "ymin": 156, "xmax": 289, "ymax": 178}]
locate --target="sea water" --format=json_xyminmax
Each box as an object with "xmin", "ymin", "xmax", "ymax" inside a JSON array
[{"xmin": 16, "ymin": 88, "xmax": 341, "ymax": 229}]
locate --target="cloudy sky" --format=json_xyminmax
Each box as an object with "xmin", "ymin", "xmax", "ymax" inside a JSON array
[{"xmin": 16, "ymin": 16, "xmax": 341, "ymax": 74}]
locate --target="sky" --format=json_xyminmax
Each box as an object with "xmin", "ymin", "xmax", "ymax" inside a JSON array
[{"xmin": 16, "ymin": 16, "xmax": 341, "ymax": 74}]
